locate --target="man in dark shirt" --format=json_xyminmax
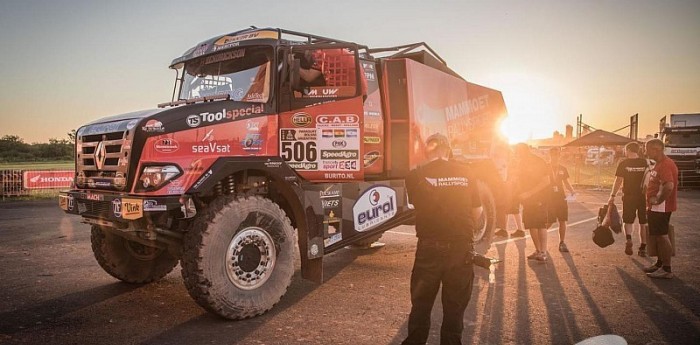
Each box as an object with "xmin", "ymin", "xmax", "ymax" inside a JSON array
[
  {"xmin": 608, "ymin": 142, "xmax": 649, "ymax": 256},
  {"xmin": 513, "ymin": 144, "xmax": 552, "ymax": 261},
  {"xmin": 403, "ymin": 133, "xmax": 482, "ymax": 345}
]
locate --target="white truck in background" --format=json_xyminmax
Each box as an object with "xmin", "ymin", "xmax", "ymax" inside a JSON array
[{"xmin": 659, "ymin": 113, "xmax": 700, "ymax": 187}]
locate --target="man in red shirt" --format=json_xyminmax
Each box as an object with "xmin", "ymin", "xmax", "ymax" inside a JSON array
[{"xmin": 643, "ymin": 139, "xmax": 679, "ymax": 279}]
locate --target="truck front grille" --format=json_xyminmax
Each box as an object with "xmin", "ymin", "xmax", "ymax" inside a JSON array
[{"xmin": 77, "ymin": 129, "xmax": 134, "ymax": 190}]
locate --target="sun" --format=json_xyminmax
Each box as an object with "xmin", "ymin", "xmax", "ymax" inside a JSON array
[{"xmin": 484, "ymin": 72, "xmax": 567, "ymax": 144}]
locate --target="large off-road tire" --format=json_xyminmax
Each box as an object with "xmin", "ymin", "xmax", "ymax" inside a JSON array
[
  {"xmin": 90, "ymin": 225, "xmax": 179, "ymax": 284},
  {"xmin": 473, "ymin": 181, "xmax": 496, "ymax": 254},
  {"xmin": 181, "ymin": 195, "xmax": 295, "ymax": 320}
]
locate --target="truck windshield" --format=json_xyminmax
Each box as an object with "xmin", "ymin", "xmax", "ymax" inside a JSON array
[
  {"xmin": 179, "ymin": 46, "xmax": 272, "ymax": 103},
  {"xmin": 665, "ymin": 132, "xmax": 700, "ymax": 146}
]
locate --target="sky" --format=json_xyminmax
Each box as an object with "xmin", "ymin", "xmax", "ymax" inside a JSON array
[{"xmin": 1, "ymin": 0, "xmax": 699, "ymax": 144}]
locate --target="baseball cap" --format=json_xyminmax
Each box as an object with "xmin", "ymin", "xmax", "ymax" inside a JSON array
[{"xmin": 425, "ymin": 133, "xmax": 450, "ymax": 152}]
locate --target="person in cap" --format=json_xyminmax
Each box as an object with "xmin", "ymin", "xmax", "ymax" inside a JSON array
[{"xmin": 403, "ymin": 133, "xmax": 483, "ymax": 345}]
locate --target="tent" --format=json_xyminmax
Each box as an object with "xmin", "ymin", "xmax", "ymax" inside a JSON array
[
  {"xmin": 563, "ymin": 129, "xmax": 634, "ymax": 147},
  {"xmin": 562, "ymin": 129, "xmax": 634, "ymax": 190}
]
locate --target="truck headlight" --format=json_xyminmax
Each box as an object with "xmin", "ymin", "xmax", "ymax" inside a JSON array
[{"xmin": 138, "ymin": 165, "xmax": 182, "ymax": 191}]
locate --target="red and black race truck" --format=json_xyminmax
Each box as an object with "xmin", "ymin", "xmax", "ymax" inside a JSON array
[{"xmin": 58, "ymin": 27, "xmax": 509, "ymax": 319}]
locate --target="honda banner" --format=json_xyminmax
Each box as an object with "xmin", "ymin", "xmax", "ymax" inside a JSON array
[{"xmin": 23, "ymin": 170, "xmax": 74, "ymax": 190}]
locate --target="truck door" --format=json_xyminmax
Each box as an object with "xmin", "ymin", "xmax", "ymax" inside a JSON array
[{"xmin": 278, "ymin": 44, "xmax": 366, "ymax": 182}]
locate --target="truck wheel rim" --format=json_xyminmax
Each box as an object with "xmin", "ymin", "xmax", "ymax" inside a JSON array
[{"xmin": 225, "ymin": 227, "xmax": 276, "ymax": 290}]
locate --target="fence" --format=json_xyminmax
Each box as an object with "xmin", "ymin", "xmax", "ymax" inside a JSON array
[
  {"xmin": 562, "ymin": 160, "xmax": 700, "ymax": 190},
  {"xmin": 0, "ymin": 169, "xmax": 74, "ymax": 199}
]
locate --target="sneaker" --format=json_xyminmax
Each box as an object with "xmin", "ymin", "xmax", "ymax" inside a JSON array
[
  {"xmin": 647, "ymin": 268, "xmax": 674, "ymax": 279},
  {"xmin": 527, "ymin": 251, "xmax": 540, "ymax": 260},
  {"xmin": 625, "ymin": 241, "xmax": 633, "ymax": 255},
  {"xmin": 558, "ymin": 242, "xmax": 569, "ymax": 253},
  {"xmin": 495, "ymin": 229, "xmax": 509, "ymax": 237},
  {"xmin": 511, "ymin": 230, "xmax": 526, "ymax": 238},
  {"xmin": 638, "ymin": 248, "xmax": 647, "ymax": 257},
  {"xmin": 643, "ymin": 264, "xmax": 662, "ymax": 273},
  {"xmin": 535, "ymin": 252, "xmax": 548, "ymax": 262}
]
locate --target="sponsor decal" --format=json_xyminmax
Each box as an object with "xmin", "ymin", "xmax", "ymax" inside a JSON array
[
  {"xmin": 320, "ymin": 185, "xmax": 341, "ymax": 198},
  {"xmin": 23, "ymin": 170, "xmax": 73, "ymax": 190},
  {"xmin": 186, "ymin": 106, "xmax": 264, "ymax": 128},
  {"xmin": 204, "ymin": 48, "xmax": 245, "ymax": 64},
  {"xmin": 364, "ymin": 151, "xmax": 381, "ymax": 168},
  {"xmin": 324, "ymin": 173, "xmax": 355, "ymax": 179},
  {"xmin": 213, "ymin": 30, "xmax": 277, "ymax": 50},
  {"xmin": 192, "ymin": 43, "xmax": 208, "ymax": 57},
  {"xmin": 424, "ymin": 176, "xmax": 469, "ymax": 187},
  {"xmin": 316, "ymin": 115, "xmax": 359, "ymax": 127},
  {"xmin": 142, "ymin": 120, "xmax": 165, "ymax": 133},
  {"xmin": 332, "ymin": 139, "xmax": 347, "ymax": 148},
  {"xmin": 353, "ymin": 186, "xmax": 397, "ymax": 231},
  {"xmin": 154, "ymin": 138, "xmax": 179, "ymax": 153},
  {"xmin": 242, "ymin": 133, "xmax": 263, "ymax": 151},
  {"xmin": 246, "ymin": 120, "xmax": 261, "ymax": 131},
  {"xmin": 305, "ymin": 88, "xmax": 340, "ymax": 97},
  {"xmin": 193, "ymin": 169, "xmax": 213, "ymax": 189},
  {"xmin": 58, "ymin": 195, "xmax": 69, "ymax": 211},
  {"xmin": 324, "ymin": 232, "xmax": 342, "ymax": 247},
  {"xmin": 280, "ymin": 129, "xmax": 297, "ymax": 141},
  {"xmin": 287, "ymin": 162, "xmax": 318, "ymax": 170},
  {"xmin": 112, "ymin": 199, "xmax": 122, "ymax": 218},
  {"xmin": 322, "ymin": 160, "xmax": 358, "ymax": 170},
  {"xmin": 364, "ymin": 110, "xmax": 381, "ymax": 117},
  {"xmin": 77, "ymin": 202, "xmax": 87, "ymax": 214},
  {"xmin": 444, "ymin": 95, "xmax": 490, "ymax": 121},
  {"xmin": 292, "ymin": 112, "xmax": 313, "ymax": 127},
  {"xmin": 264, "ymin": 160, "xmax": 283, "ymax": 168},
  {"xmin": 364, "ymin": 122, "xmax": 380, "ymax": 132},
  {"xmin": 364, "ymin": 136, "xmax": 381, "ymax": 144},
  {"xmin": 85, "ymin": 192, "xmax": 103, "ymax": 201},
  {"xmin": 121, "ymin": 198, "xmax": 143, "ymax": 220},
  {"xmin": 321, "ymin": 198, "xmax": 340, "ymax": 209},
  {"xmin": 192, "ymin": 142, "xmax": 231, "ymax": 153},
  {"xmin": 143, "ymin": 199, "xmax": 167, "ymax": 212},
  {"xmin": 321, "ymin": 150, "xmax": 358, "ymax": 159}
]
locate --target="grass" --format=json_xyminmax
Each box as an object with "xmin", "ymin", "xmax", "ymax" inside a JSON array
[{"xmin": 0, "ymin": 161, "xmax": 74, "ymax": 170}]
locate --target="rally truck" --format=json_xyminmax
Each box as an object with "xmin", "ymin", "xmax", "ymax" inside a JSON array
[{"xmin": 58, "ymin": 27, "xmax": 509, "ymax": 319}]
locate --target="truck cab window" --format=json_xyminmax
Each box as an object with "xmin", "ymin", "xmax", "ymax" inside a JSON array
[
  {"xmin": 180, "ymin": 46, "xmax": 272, "ymax": 103},
  {"xmin": 292, "ymin": 48, "xmax": 358, "ymax": 99}
]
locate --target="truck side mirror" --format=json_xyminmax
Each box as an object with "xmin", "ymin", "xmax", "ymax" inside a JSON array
[{"xmin": 290, "ymin": 58, "xmax": 301, "ymax": 91}]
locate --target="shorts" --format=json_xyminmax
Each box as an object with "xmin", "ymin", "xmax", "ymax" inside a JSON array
[
  {"xmin": 622, "ymin": 195, "xmax": 647, "ymax": 224},
  {"xmin": 548, "ymin": 197, "xmax": 568, "ymax": 222},
  {"xmin": 522, "ymin": 200, "xmax": 548, "ymax": 229},
  {"xmin": 647, "ymin": 211, "xmax": 671, "ymax": 236}
]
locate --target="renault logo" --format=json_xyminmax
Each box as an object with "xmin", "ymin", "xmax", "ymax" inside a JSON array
[{"xmin": 95, "ymin": 141, "xmax": 106, "ymax": 170}]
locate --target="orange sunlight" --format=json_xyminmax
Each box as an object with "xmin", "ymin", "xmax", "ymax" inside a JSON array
[{"xmin": 490, "ymin": 72, "xmax": 565, "ymax": 144}]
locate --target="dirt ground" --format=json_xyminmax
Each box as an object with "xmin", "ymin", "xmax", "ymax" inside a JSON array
[{"xmin": 0, "ymin": 190, "xmax": 699, "ymax": 344}]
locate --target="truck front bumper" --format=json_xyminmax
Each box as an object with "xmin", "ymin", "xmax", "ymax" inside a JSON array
[{"xmin": 58, "ymin": 190, "xmax": 194, "ymax": 223}]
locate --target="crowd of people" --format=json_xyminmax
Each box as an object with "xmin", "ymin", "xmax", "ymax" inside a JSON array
[{"xmin": 402, "ymin": 136, "xmax": 679, "ymax": 344}]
